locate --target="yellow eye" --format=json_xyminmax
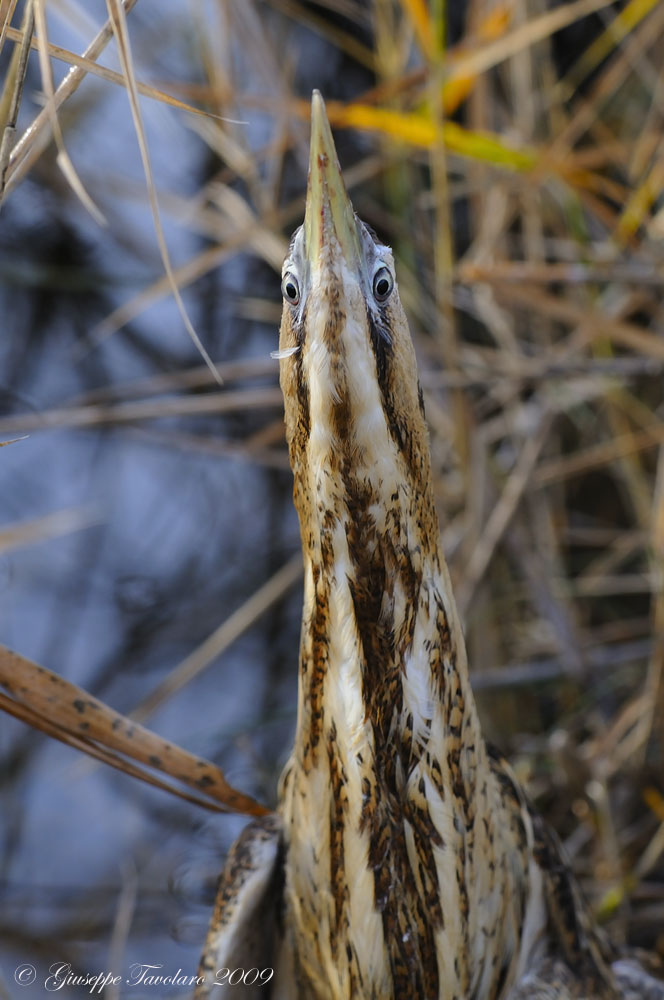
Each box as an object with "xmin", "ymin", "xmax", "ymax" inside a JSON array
[
  {"xmin": 373, "ymin": 266, "xmax": 393, "ymax": 302},
  {"xmin": 281, "ymin": 273, "xmax": 300, "ymax": 305}
]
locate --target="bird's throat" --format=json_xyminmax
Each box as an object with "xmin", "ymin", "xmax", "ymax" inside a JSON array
[{"xmin": 294, "ymin": 425, "xmax": 458, "ymax": 764}]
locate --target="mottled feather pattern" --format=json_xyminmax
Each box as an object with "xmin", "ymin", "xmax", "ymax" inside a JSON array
[
  {"xmin": 196, "ymin": 815, "xmax": 283, "ymax": 998},
  {"xmin": 200, "ymin": 95, "xmax": 664, "ymax": 1000}
]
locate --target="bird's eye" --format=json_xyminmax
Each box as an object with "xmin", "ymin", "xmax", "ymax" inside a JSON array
[
  {"xmin": 281, "ymin": 273, "xmax": 300, "ymax": 306},
  {"xmin": 373, "ymin": 266, "xmax": 393, "ymax": 303}
]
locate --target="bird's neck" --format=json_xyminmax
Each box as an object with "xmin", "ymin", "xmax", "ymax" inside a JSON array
[
  {"xmin": 293, "ymin": 450, "xmax": 481, "ymax": 773},
  {"xmin": 280, "ymin": 341, "xmax": 538, "ymax": 997},
  {"xmin": 283, "ymin": 434, "xmax": 536, "ymax": 996}
]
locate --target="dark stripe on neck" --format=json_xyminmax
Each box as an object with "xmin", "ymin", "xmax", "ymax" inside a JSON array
[
  {"xmin": 366, "ymin": 306, "xmax": 417, "ymax": 469},
  {"xmin": 326, "ymin": 722, "xmax": 349, "ymax": 949},
  {"xmin": 367, "ymin": 304, "xmax": 392, "ymax": 395},
  {"xmin": 294, "ymin": 307, "xmax": 310, "ymax": 440},
  {"xmin": 340, "ymin": 468, "xmax": 439, "ymax": 995}
]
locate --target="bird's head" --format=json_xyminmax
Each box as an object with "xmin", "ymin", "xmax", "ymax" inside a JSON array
[{"xmin": 278, "ymin": 92, "xmax": 437, "ymax": 561}]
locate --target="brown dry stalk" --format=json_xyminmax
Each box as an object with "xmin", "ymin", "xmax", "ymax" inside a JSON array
[
  {"xmin": 103, "ymin": 0, "xmax": 222, "ymax": 386},
  {"xmin": 482, "ymin": 280, "xmax": 664, "ymax": 362},
  {"xmin": 0, "ymin": 645, "xmax": 270, "ymax": 817},
  {"xmin": 536, "ymin": 423, "xmax": 664, "ymax": 487},
  {"xmin": 0, "ymin": 507, "xmax": 100, "ymax": 555},
  {"xmin": 0, "ymin": 0, "xmax": 19, "ymax": 57},
  {"xmin": 4, "ymin": 0, "xmax": 141, "ymax": 194},
  {"xmin": 456, "ymin": 416, "xmax": 552, "ymax": 615},
  {"xmin": 32, "ymin": 0, "xmax": 105, "ymax": 223},
  {"xmin": 3, "ymin": 23, "xmax": 221, "ymax": 120},
  {"xmin": 0, "ymin": 0, "xmax": 33, "ymax": 204},
  {"xmin": 0, "ymin": 385, "xmax": 283, "ymax": 436}
]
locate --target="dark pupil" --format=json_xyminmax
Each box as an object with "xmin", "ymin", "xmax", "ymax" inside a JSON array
[
  {"xmin": 376, "ymin": 277, "xmax": 389, "ymax": 296},
  {"xmin": 286, "ymin": 282, "xmax": 297, "ymax": 300}
]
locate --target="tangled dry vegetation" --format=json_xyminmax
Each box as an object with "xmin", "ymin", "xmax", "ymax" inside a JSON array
[{"xmin": 1, "ymin": 0, "xmax": 663, "ymax": 976}]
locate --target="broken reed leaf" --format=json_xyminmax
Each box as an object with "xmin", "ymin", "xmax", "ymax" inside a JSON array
[
  {"xmin": 0, "ymin": 690, "xmax": 231, "ymax": 814},
  {"xmin": 0, "ymin": 644, "xmax": 270, "ymax": 818}
]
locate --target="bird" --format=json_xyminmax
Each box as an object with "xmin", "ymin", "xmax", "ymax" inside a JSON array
[{"xmin": 196, "ymin": 92, "xmax": 664, "ymax": 1000}]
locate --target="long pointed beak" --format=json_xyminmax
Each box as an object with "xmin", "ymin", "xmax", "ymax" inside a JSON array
[{"xmin": 304, "ymin": 91, "xmax": 362, "ymax": 275}]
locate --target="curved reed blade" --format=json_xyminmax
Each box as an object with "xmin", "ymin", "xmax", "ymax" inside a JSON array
[{"xmin": 0, "ymin": 644, "xmax": 270, "ymax": 818}]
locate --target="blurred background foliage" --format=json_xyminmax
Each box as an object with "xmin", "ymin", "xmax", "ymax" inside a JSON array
[{"xmin": 1, "ymin": 0, "xmax": 664, "ymax": 994}]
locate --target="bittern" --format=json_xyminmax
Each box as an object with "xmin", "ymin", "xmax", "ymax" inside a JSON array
[{"xmin": 198, "ymin": 93, "xmax": 664, "ymax": 999}]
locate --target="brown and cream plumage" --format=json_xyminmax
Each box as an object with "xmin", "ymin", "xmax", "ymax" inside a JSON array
[{"xmin": 197, "ymin": 93, "xmax": 664, "ymax": 1000}]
